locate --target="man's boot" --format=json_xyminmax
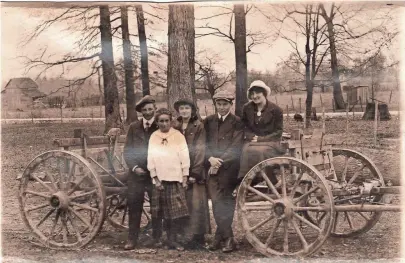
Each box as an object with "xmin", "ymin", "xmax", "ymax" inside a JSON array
[
  {"xmin": 208, "ymin": 235, "xmax": 222, "ymax": 251},
  {"xmin": 222, "ymin": 237, "xmax": 235, "ymax": 253}
]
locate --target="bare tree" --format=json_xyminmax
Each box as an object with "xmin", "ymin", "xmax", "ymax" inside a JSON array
[
  {"xmin": 167, "ymin": 4, "xmax": 196, "ymax": 113},
  {"xmin": 100, "ymin": 5, "xmax": 122, "ymax": 132},
  {"xmin": 135, "ymin": 5, "xmax": 151, "ymax": 96},
  {"xmin": 195, "ymin": 4, "xmax": 269, "ymax": 116},
  {"xmin": 195, "ymin": 56, "xmax": 234, "ymax": 105},
  {"xmin": 120, "ymin": 6, "xmax": 137, "ymax": 123}
]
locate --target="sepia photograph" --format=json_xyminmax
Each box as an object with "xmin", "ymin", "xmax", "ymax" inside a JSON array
[{"xmin": 1, "ymin": 1, "xmax": 403, "ymax": 262}]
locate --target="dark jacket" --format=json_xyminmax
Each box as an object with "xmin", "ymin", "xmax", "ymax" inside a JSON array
[
  {"xmin": 241, "ymin": 100, "xmax": 283, "ymax": 142},
  {"xmin": 123, "ymin": 119, "xmax": 159, "ymax": 175},
  {"xmin": 173, "ymin": 116, "xmax": 206, "ymax": 181},
  {"xmin": 203, "ymin": 113, "xmax": 244, "ymax": 189}
]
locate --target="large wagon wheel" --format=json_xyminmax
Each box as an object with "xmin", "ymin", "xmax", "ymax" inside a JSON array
[
  {"xmin": 19, "ymin": 150, "xmax": 106, "ymax": 249},
  {"xmin": 237, "ymin": 157, "xmax": 335, "ymax": 257},
  {"xmin": 106, "ymin": 193, "xmax": 152, "ymax": 232},
  {"xmin": 328, "ymin": 148, "xmax": 385, "ymax": 238}
]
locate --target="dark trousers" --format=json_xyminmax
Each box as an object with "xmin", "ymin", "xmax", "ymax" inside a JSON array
[
  {"xmin": 208, "ymin": 175, "xmax": 235, "ymax": 239},
  {"xmin": 127, "ymin": 174, "xmax": 152, "ymax": 242}
]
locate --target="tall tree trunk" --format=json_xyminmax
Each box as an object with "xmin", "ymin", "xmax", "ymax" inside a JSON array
[
  {"xmin": 99, "ymin": 5, "xmax": 122, "ymax": 132},
  {"xmin": 167, "ymin": 4, "xmax": 196, "ymax": 113},
  {"xmin": 121, "ymin": 6, "xmax": 137, "ymax": 124},
  {"xmin": 320, "ymin": 4, "xmax": 345, "ymax": 110},
  {"xmin": 304, "ymin": 6, "xmax": 312, "ymax": 127},
  {"xmin": 97, "ymin": 66, "xmax": 103, "ymax": 117},
  {"xmin": 135, "ymin": 5, "xmax": 150, "ymax": 96},
  {"xmin": 234, "ymin": 4, "xmax": 248, "ymax": 117}
]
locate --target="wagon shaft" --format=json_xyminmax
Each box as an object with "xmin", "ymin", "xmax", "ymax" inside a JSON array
[{"xmin": 334, "ymin": 204, "xmax": 401, "ymax": 212}]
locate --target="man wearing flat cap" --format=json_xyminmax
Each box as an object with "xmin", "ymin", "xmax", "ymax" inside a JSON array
[
  {"xmin": 203, "ymin": 91, "xmax": 244, "ymax": 253},
  {"xmin": 123, "ymin": 95, "xmax": 159, "ymax": 250}
]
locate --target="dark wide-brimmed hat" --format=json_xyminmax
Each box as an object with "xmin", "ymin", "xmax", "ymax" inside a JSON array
[
  {"xmin": 174, "ymin": 98, "xmax": 197, "ymax": 113},
  {"xmin": 135, "ymin": 95, "xmax": 156, "ymax": 112},
  {"xmin": 247, "ymin": 80, "xmax": 271, "ymax": 99},
  {"xmin": 213, "ymin": 91, "xmax": 235, "ymax": 103}
]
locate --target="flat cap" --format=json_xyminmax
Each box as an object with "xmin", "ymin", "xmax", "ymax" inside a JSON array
[
  {"xmin": 213, "ymin": 90, "xmax": 235, "ymax": 103},
  {"xmin": 174, "ymin": 98, "xmax": 197, "ymax": 113},
  {"xmin": 135, "ymin": 95, "xmax": 156, "ymax": 112},
  {"xmin": 247, "ymin": 80, "xmax": 271, "ymax": 99}
]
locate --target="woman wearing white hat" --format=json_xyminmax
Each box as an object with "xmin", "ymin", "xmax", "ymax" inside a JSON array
[{"xmin": 237, "ymin": 80, "xmax": 285, "ymax": 182}]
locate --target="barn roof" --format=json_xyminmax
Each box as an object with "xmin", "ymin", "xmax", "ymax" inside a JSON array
[{"xmin": 2, "ymin": 77, "xmax": 46, "ymax": 99}]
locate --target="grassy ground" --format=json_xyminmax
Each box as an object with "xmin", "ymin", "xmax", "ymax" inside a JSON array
[
  {"xmin": 1, "ymin": 117, "xmax": 401, "ymax": 262},
  {"xmin": 1, "ymin": 90, "xmax": 399, "ymax": 119}
]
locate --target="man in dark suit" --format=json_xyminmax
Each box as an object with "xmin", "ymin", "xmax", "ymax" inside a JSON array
[
  {"xmin": 203, "ymin": 91, "xmax": 244, "ymax": 253},
  {"xmin": 123, "ymin": 95, "xmax": 159, "ymax": 250}
]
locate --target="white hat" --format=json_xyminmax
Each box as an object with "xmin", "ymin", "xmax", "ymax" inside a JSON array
[{"xmin": 247, "ymin": 80, "xmax": 271, "ymax": 99}]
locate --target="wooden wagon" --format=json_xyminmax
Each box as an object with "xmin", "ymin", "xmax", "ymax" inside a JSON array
[{"xmin": 17, "ymin": 127, "xmax": 401, "ymax": 256}]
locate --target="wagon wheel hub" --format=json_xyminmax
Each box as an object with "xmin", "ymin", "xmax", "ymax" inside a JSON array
[
  {"xmin": 273, "ymin": 200, "xmax": 294, "ymax": 219},
  {"xmin": 50, "ymin": 191, "xmax": 70, "ymax": 210}
]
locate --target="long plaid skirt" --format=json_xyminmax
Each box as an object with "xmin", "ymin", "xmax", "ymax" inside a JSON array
[{"xmin": 151, "ymin": 181, "xmax": 189, "ymax": 220}]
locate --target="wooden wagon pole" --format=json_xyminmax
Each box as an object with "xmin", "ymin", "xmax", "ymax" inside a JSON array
[{"xmin": 374, "ymin": 100, "xmax": 379, "ymax": 147}]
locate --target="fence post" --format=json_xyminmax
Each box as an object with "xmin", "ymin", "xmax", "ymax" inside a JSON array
[
  {"xmin": 374, "ymin": 101, "xmax": 379, "ymax": 147},
  {"xmin": 332, "ymin": 99, "xmax": 335, "ymax": 112},
  {"xmin": 359, "ymin": 96, "xmax": 363, "ymax": 111},
  {"xmin": 31, "ymin": 111, "xmax": 34, "ymax": 123},
  {"xmin": 291, "ymin": 96, "xmax": 295, "ymax": 111},
  {"xmin": 345, "ymin": 101, "xmax": 349, "ymax": 145},
  {"xmin": 60, "ymin": 107, "xmax": 63, "ymax": 123},
  {"xmin": 286, "ymin": 105, "xmax": 289, "ymax": 121},
  {"xmin": 299, "ymin": 98, "xmax": 302, "ymax": 114},
  {"xmin": 389, "ymin": 90, "xmax": 393, "ymax": 103}
]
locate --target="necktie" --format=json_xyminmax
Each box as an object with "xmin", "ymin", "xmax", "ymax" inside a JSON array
[
  {"xmin": 145, "ymin": 122, "xmax": 150, "ymax": 132},
  {"xmin": 218, "ymin": 116, "xmax": 224, "ymax": 129}
]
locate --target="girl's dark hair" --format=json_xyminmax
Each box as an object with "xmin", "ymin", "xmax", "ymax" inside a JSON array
[
  {"xmin": 248, "ymin": 86, "xmax": 268, "ymax": 99},
  {"xmin": 155, "ymin": 108, "xmax": 172, "ymax": 120}
]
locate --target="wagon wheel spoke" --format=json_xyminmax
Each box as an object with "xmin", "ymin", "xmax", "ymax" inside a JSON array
[
  {"xmin": 143, "ymin": 207, "xmax": 151, "ymax": 221},
  {"xmin": 265, "ymin": 219, "xmax": 282, "ymax": 246},
  {"xmin": 293, "ymin": 213, "xmax": 321, "ymax": 233},
  {"xmin": 246, "ymin": 185, "xmax": 275, "ymax": 204},
  {"xmin": 344, "ymin": 212, "xmax": 354, "ymax": 230},
  {"xmin": 333, "ymin": 213, "xmax": 339, "ymax": 233},
  {"xmin": 249, "ymin": 214, "xmax": 274, "ymax": 232},
  {"xmin": 70, "ymin": 202, "xmax": 99, "ymax": 213},
  {"xmin": 121, "ymin": 205, "xmax": 128, "ymax": 225},
  {"xmin": 26, "ymin": 202, "xmax": 50, "ymax": 212},
  {"xmin": 292, "ymin": 218, "xmax": 309, "ymax": 252},
  {"xmin": 36, "ymin": 208, "xmax": 56, "ymax": 228},
  {"xmin": 48, "ymin": 209, "xmax": 61, "ymax": 242},
  {"xmin": 293, "ymin": 186, "xmax": 320, "ymax": 204},
  {"xmin": 67, "ymin": 162, "xmax": 77, "ymax": 186},
  {"xmin": 46, "ymin": 170, "xmax": 58, "ymax": 192},
  {"xmin": 31, "ymin": 174, "xmax": 55, "ymax": 193},
  {"xmin": 283, "ymin": 220, "xmax": 289, "ymax": 253},
  {"xmin": 280, "ymin": 165, "xmax": 287, "ymax": 198},
  {"xmin": 317, "ymin": 212, "xmax": 327, "ymax": 225},
  {"xmin": 357, "ymin": 212, "xmax": 371, "ymax": 221},
  {"xmin": 68, "ymin": 207, "xmax": 92, "ymax": 230},
  {"xmin": 341, "ymin": 156, "xmax": 350, "ymax": 182},
  {"xmin": 67, "ymin": 210, "xmax": 82, "ymax": 242},
  {"xmin": 289, "ymin": 171, "xmax": 304, "ymax": 198},
  {"xmin": 347, "ymin": 164, "xmax": 366, "ymax": 185},
  {"xmin": 67, "ymin": 173, "xmax": 90, "ymax": 196},
  {"xmin": 260, "ymin": 171, "xmax": 280, "ymax": 199},
  {"xmin": 24, "ymin": 190, "xmax": 51, "ymax": 199},
  {"xmin": 108, "ymin": 197, "xmax": 126, "ymax": 217},
  {"xmin": 61, "ymin": 212, "xmax": 69, "ymax": 244},
  {"xmin": 70, "ymin": 189, "xmax": 97, "ymax": 200}
]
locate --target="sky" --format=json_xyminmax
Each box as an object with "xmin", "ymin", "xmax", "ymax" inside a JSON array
[{"xmin": 0, "ymin": 1, "xmax": 402, "ymax": 86}]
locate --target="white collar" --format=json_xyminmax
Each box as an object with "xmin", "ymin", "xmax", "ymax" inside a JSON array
[
  {"xmin": 143, "ymin": 117, "xmax": 155, "ymax": 127},
  {"xmin": 218, "ymin": 111, "xmax": 230, "ymax": 121}
]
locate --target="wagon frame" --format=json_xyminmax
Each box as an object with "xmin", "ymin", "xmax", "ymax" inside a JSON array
[{"xmin": 17, "ymin": 127, "xmax": 401, "ymax": 256}]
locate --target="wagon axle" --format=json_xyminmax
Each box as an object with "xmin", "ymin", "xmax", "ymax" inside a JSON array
[{"xmin": 49, "ymin": 192, "xmax": 70, "ymax": 210}]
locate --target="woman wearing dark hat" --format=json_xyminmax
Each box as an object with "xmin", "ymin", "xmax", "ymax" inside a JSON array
[
  {"xmin": 237, "ymin": 80, "xmax": 285, "ymax": 182},
  {"xmin": 173, "ymin": 99, "xmax": 211, "ymax": 249}
]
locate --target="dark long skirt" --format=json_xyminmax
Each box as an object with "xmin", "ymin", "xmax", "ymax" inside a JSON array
[
  {"xmin": 185, "ymin": 182, "xmax": 211, "ymax": 236},
  {"xmin": 151, "ymin": 181, "xmax": 189, "ymax": 220},
  {"xmin": 237, "ymin": 141, "xmax": 285, "ymax": 180}
]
